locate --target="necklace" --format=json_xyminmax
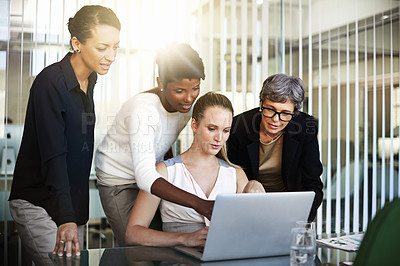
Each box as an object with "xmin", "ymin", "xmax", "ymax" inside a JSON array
[{"xmin": 259, "ymin": 130, "xmax": 283, "ymax": 145}]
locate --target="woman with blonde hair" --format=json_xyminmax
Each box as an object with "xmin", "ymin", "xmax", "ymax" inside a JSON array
[{"xmin": 125, "ymin": 92, "xmax": 264, "ymax": 247}]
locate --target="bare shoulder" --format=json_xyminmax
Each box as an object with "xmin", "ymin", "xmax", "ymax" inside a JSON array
[
  {"xmin": 235, "ymin": 167, "xmax": 246, "ymax": 177},
  {"xmin": 235, "ymin": 167, "xmax": 249, "ymax": 183},
  {"xmin": 156, "ymin": 161, "xmax": 168, "ymax": 180}
]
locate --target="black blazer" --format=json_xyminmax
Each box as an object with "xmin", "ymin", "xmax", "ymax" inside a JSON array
[{"xmin": 227, "ymin": 108, "xmax": 323, "ymax": 221}]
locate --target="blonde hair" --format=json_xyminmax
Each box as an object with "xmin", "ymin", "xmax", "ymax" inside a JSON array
[{"xmin": 192, "ymin": 91, "xmax": 236, "ymax": 167}]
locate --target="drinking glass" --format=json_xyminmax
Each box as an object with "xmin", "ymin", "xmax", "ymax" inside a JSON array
[
  {"xmin": 290, "ymin": 227, "xmax": 315, "ymax": 266},
  {"xmin": 295, "ymin": 221, "xmax": 316, "ymax": 258}
]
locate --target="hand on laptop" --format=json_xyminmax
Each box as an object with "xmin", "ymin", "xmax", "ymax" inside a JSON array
[
  {"xmin": 181, "ymin": 226, "xmax": 209, "ymax": 247},
  {"xmin": 243, "ymin": 180, "xmax": 265, "ymax": 193}
]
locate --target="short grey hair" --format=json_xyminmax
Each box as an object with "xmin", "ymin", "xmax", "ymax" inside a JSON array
[{"xmin": 259, "ymin": 74, "xmax": 305, "ymax": 113}]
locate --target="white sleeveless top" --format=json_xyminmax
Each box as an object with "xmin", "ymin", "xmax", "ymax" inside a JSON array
[{"xmin": 160, "ymin": 155, "xmax": 237, "ymax": 226}]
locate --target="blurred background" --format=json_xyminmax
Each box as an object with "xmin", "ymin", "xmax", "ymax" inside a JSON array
[{"xmin": 0, "ymin": 0, "xmax": 399, "ymax": 264}]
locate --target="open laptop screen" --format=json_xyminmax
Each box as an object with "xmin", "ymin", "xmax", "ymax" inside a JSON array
[{"xmin": 176, "ymin": 191, "xmax": 315, "ymax": 261}]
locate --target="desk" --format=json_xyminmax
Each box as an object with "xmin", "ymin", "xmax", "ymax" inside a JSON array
[{"xmin": 50, "ymin": 245, "xmax": 356, "ymax": 266}]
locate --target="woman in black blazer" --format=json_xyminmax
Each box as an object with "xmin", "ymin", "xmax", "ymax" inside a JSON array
[{"xmin": 227, "ymin": 74, "xmax": 323, "ymax": 221}]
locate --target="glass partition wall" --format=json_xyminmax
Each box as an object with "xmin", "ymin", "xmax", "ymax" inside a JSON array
[
  {"xmin": 1, "ymin": 0, "xmax": 399, "ymax": 264},
  {"xmin": 196, "ymin": 0, "xmax": 399, "ymax": 235}
]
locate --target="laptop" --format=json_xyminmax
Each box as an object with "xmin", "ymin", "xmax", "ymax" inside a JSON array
[{"xmin": 174, "ymin": 191, "xmax": 315, "ymax": 261}]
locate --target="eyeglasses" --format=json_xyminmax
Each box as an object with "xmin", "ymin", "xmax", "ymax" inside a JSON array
[{"xmin": 260, "ymin": 107, "xmax": 294, "ymax": 122}]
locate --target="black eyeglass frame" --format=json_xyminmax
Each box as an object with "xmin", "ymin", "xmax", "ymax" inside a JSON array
[{"xmin": 260, "ymin": 106, "xmax": 294, "ymax": 122}]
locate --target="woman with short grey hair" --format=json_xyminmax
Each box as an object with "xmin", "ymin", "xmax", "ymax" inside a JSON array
[
  {"xmin": 259, "ymin": 73, "xmax": 305, "ymax": 113},
  {"xmin": 227, "ymin": 73, "xmax": 323, "ymax": 221}
]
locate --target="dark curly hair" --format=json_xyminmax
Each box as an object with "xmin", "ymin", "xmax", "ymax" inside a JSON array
[{"xmin": 156, "ymin": 43, "xmax": 205, "ymax": 87}]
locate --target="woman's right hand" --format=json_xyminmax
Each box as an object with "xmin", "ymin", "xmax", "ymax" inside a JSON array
[
  {"xmin": 182, "ymin": 227, "xmax": 209, "ymax": 247},
  {"xmin": 194, "ymin": 199, "xmax": 214, "ymax": 220},
  {"xmin": 151, "ymin": 178, "xmax": 215, "ymax": 220},
  {"xmin": 243, "ymin": 180, "xmax": 265, "ymax": 193}
]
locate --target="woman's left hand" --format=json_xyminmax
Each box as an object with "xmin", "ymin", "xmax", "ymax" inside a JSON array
[
  {"xmin": 53, "ymin": 222, "xmax": 80, "ymax": 257},
  {"xmin": 182, "ymin": 226, "xmax": 209, "ymax": 247},
  {"xmin": 243, "ymin": 180, "xmax": 265, "ymax": 193}
]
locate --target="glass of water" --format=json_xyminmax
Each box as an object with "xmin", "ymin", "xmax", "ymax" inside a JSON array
[
  {"xmin": 295, "ymin": 221, "xmax": 316, "ymax": 258},
  {"xmin": 290, "ymin": 227, "xmax": 315, "ymax": 266}
]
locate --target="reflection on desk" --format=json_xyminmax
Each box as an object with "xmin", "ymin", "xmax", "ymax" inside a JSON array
[
  {"xmin": 50, "ymin": 246, "xmax": 325, "ymax": 266},
  {"xmin": 317, "ymin": 246, "xmax": 357, "ymax": 266}
]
